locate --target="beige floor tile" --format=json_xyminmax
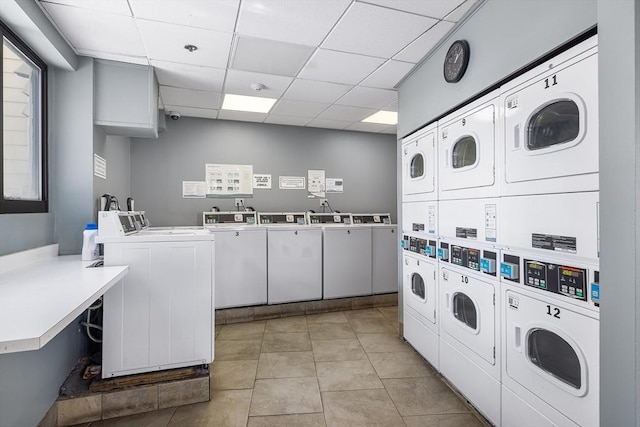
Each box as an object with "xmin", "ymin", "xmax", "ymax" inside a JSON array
[
  {"xmin": 309, "ymin": 323, "xmax": 356, "ymax": 340},
  {"xmin": 247, "ymin": 413, "xmax": 327, "ymax": 427},
  {"xmin": 343, "ymin": 309, "xmax": 385, "ymax": 319},
  {"xmin": 256, "ymin": 351, "xmax": 316, "ymax": 379},
  {"xmin": 87, "ymin": 408, "xmax": 176, "ymax": 427},
  {"xmin": 376, "ymin": 306, "xmax": 398, "ymax": 321},
  {"xmin": 357, "ymin": 333, "xmax": 411, "ymax": 353},
  {"xmin": 217, "ymin": 321, "xmax": 266, "ymax": 340},
  {"xmin": 306, "ymin": 311, "xmax": 349, "ymax": 324},
  {"xmin": 215, "ymin": 338, "xmax": 263, "ymax": 360},
  {"xmin": 348, "ymin": 318, "xmax": 397, "ymax": 334},
  {"xmin": 261, "ymin": 332, "xmax": 312, "ymax": 352},
  {"xmin": 211, "ymin": 360, "xmax": 258, "ymax": 390},
  {"xmin": 311, "ymin": 338, "xmax": 367, "ymax": 362},
  {"xmin": 368, "ymin": 351, "xmax": 437, "ymax": 378},
  {"xmin": 265, "ymin": 316, "xmax": 309, "ymax": 333},
  {"xmin": 249, "ymin": 377, "xmax": 323, "ymax": 416},
  {"xmin": 316, "ymin": 360, "xmax": 383, "ymax": 392},
  {"xmin": 322, "ymin": 389, "xmax": 404, "ymax": 427},
  {"xmin": 403, "ymin": 413, "xmax": 486, "ymax": 427},
  {"xmin": 382, "ymin": 377, "xmax": 470, "ymax": 416},
  {"xmin": 167, "ymin": 389, "xmax": 252, "ymax": 427}
]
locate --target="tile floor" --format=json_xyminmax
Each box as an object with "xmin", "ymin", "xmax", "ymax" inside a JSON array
[{"xmin": 76, "ymin": 307, "xmax": 488, "ymax": 427}]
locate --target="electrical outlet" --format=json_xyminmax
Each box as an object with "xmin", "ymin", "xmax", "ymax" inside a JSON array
[
  {"xmin": 235, "ymin": 198, "xmax": 245, "ymax": 207},
  {"xmin": 319, "ymin": 198, "xmax": 328, "ymax": 206}
]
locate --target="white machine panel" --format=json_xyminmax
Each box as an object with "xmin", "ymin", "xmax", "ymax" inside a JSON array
[
  {"xmin": 501, "ymin": 37, "xmax": 598, "ymax": 196},
  {"xmin": 402, "ymin": 123, "xmax": 437, "ymax": 202},
  {"xmin": 403, "ymin": 252, "xmax": 437, "ymax": 325},
  {"xmin": 372, "ymin": 225, "xmax": 399, "ymax": 294},
  {"xmin": 323, "ymin": 227, "xmax": 372, "ymax": 299},
  {"xmin": 438, "ymin": 91, "xmax": 499, "ymax": 200},
  {"xmin": 402, "ymin": 201, "xmax": 438, "ymax": 237},
  {"xmin": 439, "ymin": 198, "xmax": 499, "ymax": 244},
  {"xmin": 267, "ymin": 226, "xmax": 322, "ymax": 304},
  {"xmin": 212, "ymin": 228, "xmax": 267, "ymax": 308}
]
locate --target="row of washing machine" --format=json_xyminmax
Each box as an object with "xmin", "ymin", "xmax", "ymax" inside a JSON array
[{"xmin": 400, "ymin": 34, "xmax": 600, "ymax": 427}]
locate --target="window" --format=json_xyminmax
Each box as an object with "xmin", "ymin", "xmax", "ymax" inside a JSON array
[
  {"xmin": 526, "ymin": 100, "xmax": 580, "ymax": 151},
  {"xmin": 410, "ymin": 153, "xmax": 424, "ymax": 179},
  {"xmin": 411, "ymin": 273, "xmax": 425, "ymax": 300},
  {"xmin": 451, "ymin": 136, "xmax": 476, "ymax": 169},
  {"xmin": 1, "ymin": 21, "xmax": 47, "ymax": 213},
  {"xmin": 452, "ymin": 292, "xmax": 477, "ymax": 330},
  {"xmin": 528, "ymin": 329, "xmax": 581, "ymax": 389}
]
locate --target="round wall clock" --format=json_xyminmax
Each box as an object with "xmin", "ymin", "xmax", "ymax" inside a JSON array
[{"xmin": 443, "ymin": 40, "xmax": 470, "ymax": 83}]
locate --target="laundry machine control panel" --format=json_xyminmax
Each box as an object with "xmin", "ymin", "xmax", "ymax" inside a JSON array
[
  {"xmin": 258, "ymin": 212, "xmax": 307, "ymax": 225},
  {"xmin": 523, "ymin": 260, "xmax": 588, "ymax": 301},
  {"xmin": 440, "ymin": 242, "xmax": 497, "ymax": 276},
  {"xmin": 352, "ymin": 213, "xmax": 392, "ymax": 224},
  {"xmin": 308, "ymin": 213, "xmax": 352, "ymax": 224},
  {"xmin": 402, "ymin": 234, "xmax": 437, "ymax": 258},
  {"xmin": 203, "ymin": 211, "xmax": 257, "ymax": 225}
]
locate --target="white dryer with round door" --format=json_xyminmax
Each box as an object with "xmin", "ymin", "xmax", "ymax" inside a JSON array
[
  {"xmin": 402, "ymin": 234, "xmax": 439, "ymax": 370},
  {"xmin": 438, "ymin": 237, "xmax": 501, "ymax": 426},
  {"xmin": 500, "ymin": 36, "xmax": 598, "ymax": 197},
  {"xmin": 500, "ymin": 249, "xmax": 599, "ymax": 427}
]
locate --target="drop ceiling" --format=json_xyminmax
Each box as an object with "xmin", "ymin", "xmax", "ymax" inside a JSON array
[{"xmin": 36, "ymin": 0, "xmax": 478, "ymax": 134}]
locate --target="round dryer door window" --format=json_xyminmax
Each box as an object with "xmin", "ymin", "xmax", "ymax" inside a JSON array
[
  {"xmin": 527, "ymin": 99, "xmax": 580, "ymax": 150},
  {"xmin": 527, "ymin": 328, "xmax": 581, "ymax": 389},
  {"xmin": 451, "ymin": 136, "xmax": 477, "ymax": 169},
  {"xmin": 410, "ymin": 154, "xmax": 424, "ymax": 179},
  {"xmin": 411, "ymin": 273, "xmax": 426, "ymax": 300},
  {"xmin": 452, "ymin": 292, "xmax": 477, "ymax": 330}
]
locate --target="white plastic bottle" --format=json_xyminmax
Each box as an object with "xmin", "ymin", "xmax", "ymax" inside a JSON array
[{"xmin": 82, "ymin": 223, "xmax": 99, "ymax": 261}]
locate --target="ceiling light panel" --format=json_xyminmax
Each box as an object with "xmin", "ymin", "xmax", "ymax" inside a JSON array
[
  {"xmin": 39, "ymin": 0, "xmax": 132, "ymax": 16},
  {"xmin": 444, "ymin": 0, "xmax": 479, "ymax": 22},
  {"xmin": 163, "ymin": 105, "xmax": 218, "ymax": 119},
  {"xmin": 270, "ymin": 100, "xmax": 330, "ymax": 118},
  {"xmin": 137, "ymin": 20, "xmax": 232, "ymax": 68},
  {"xmin": 264, "ymin": 115, "xmax": 313, "ymax": 127},
  {"xmin": 360, "ymin": 60, "xmax": 415, "ymax": 89},
  {"xmin": 218, "ymin": 110, "xmax": 268, "ymax": 123},
  {"xmin": 130, "ymin": 0, "xmax": 239, "ymax": 32},
  {"xmin": 318, "ymin": 104, "xmax": 377, "ymax": 122},
  {"xmin": 362, "ymin": 0, "xmax": 465, "ymax": 19},
  {"xmin": 39, "ymin": 2, "xmax": 145, "ymax": 55},
  {"xmin": 321, "ymin": 2, "xmax": 438, "ymax": 58},
  {"xmin": 224, "ymin": 69, "xmax": 294, "ymax": 98},
  {"xmin": 160, "ymin": 86, "xmax": 222, "ymax": 109},
  {"xmin": 151, "ymin": 60, "xmax": 226, "ymax": 92},
  {"xmin": 222, "ymin": 94, "xmax": 276, "ymax": 113},
  {"xmin": 307, "ymin": 118, "xmax": 351, "ymax": 130},
  {"xmin": 232, "ymin": 36, "xmax": 315, "ymax": 77},
  {"xmin": 362, "ymin": 110, "xmax": 398, "ymax": 125},
  {"xmin": 237, "ymin": 0, "xmax": 350, "ymax": 46},
  {"xmin": 394, "ymin": 20, "xmax": 455, "ymax": 63},
  {"xmin": 282, "ymin": 79, "xmax": 353, "ymax": 104},
  {"xmin": 336, "ymin": 86, "xmax": 397, "ymax": 109},
  {"xmin": 299, "ymin": 49, "xmax": 385, "ymax": 85}
]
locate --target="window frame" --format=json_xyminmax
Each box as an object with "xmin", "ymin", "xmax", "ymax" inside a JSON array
[{"xmin": 1, "ymin": 19, "xmax": 48, "ymax": 214}]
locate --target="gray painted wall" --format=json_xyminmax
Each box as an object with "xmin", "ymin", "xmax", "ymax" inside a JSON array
[
  {"xmin": 131, "ymin": 118, "xmax": 397, "ymax": 227},
  {"xmin": 598, "ymin": 1, "xmax": 639, "ymax": 425},
  {"xmin": 93, "ymin": 129, "xmax": 131, "ymax": 217}
]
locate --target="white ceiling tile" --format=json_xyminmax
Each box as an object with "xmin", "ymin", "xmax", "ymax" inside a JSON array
[
  {"xmin": 159, "ymin": 86, "xmax": 221, "ymax": 109},
  {"xmin": 362, "ymin": 0, "xmax": 465, "ymax": 19},
  {"xmin": 380, "ymin": 125, "xmax": 398, "ymax": 134},
  {"xmin": 130, "ymin": 0, "xmax": 239, "ymax": 32},
  {"xmin": 322, "ymin": 2, "xmax": 438, "ymax": 58},
  {"xmin": 444, "ymin": 0, "xmax": 479, "ymax": 22},
  {"xmin": 137, "ymin": 20, "xmax": 232, "ymax": 68},
  {"xmin": 232, "ymin": 36, "xmax": 315, "ymax": 77},
  {"xmin": 224, "ymin": 70, "xmax": 294, "ymax": 98},
  {"xmin": 264, "ymin": 115, "xmax": 313, "ymax": 127},
  {"xmin": 336, "ymin": 86, "xmax": 397, "ymax": 109},
  {"xmin": 39, "ymin": 0, "xmax": 132, "ymax": 16},
  {"xmin": 39, "ymin": 3, "xmax": 145, "ymax": 55},
  {"xmin": 318, "ymin": 104, "xmax": 377, "ymax": 122},
  {"xmin": 360, "ymin": 60, "xmax": 414, "ymax": 89},
  {"xmin": 163, "ymin": 105, "xmax": 218, "ymax": 119},
  {"xmin": 77, "ymin": 49, "xmax": 149, "ymax": 65},
  {"xmin": 345, "ymin": 122, "xmax": 392, "ymax": 133},
  {"xmin": 282, "ymin": 79, "xmax": 353, "ymax": 104},
  {"xmin": 270, "ymin": 100, "xmax": 329, "ymax": 118},
  {"xmin": 237, "ymin": 0, "xmax": 350, "ymax": 46},
  {"xmin": 218, "ymin": 110, "xmax": 267, "ymax": 123},
  {"xmin": 394, "ymin": 20, "xmax": 455, "ymax": 63},
  {"xmin": 298, "ymin": 49, "xmax": 385, "ymax": 85},
  {"xmin": 151, "ymin": 60, "xmax": 226, "ymax": 92},
  {"xmin": 383, "ymin": 100, "xmax": 398, "ymax": 112},
  {"xmin": 306, "ymin": 118, "xmax": 351, "ymax": 130}
]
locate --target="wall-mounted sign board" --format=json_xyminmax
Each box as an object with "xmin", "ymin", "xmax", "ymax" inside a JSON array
[{"xmin": 206, "ymin": 164, "xmax": 253, "ymax": 197}]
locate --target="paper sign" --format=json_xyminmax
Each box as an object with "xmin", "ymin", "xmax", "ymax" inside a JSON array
[
  {"xmin": 279, "ymin": 176, "xmax": 306, "ymax": 189},
  {"xmin": 326, "ymin": 178, "xmax": 344, "ymax": 193},
  {"xmin": 308, "ymin": 169, "xmax": 326, "ymax": 198},
  {"xmin": 182, "ymin": 181, "xmax": 206, "ymax": 198},
  {"xmin": 253, "ymin": 174, "xmax": 272, "ymax": 189},
  {"xmin": 205, "ymin": 164, "xmax": 253, "ymax": 196}
]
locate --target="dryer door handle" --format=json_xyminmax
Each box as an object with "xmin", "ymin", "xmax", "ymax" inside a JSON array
[
  {"xmin": 513, "ymin": 124, "xmax": 520, "ymax": 150},
  {"xmin": 514, "ymin": 325, "xmax": 522, "ymax": 353},
  {"xmin": 445, "ymin": 293, "xmax": 450, "ymax": 311}
]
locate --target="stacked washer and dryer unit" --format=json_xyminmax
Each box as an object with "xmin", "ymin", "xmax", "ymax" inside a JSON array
[{"xmin": 401, "ymin": 35, "xmax": 599, "ymax": 427}]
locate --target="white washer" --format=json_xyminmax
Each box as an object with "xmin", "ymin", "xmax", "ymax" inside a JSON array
[
  {"xmin": 98, "ymin": 211, "xmax": 214, "ymax": 378},
  {"xmin": 438, "ymin": 237, "xmax": 501, "ymax": 425},
  {"xmin": 500, "ymin": 249, "xmax": 599, "ymax": 427},
  {"xmin": 402, "ymin": 235, "xmax": 439, "ymax": 370},
  {"xmin": 500, "ymin": 36, "xmax": 598, "ymax": 197},
  {"xmin": 203, "ymin": 211, "xmax": 267, "ymax": 308},
  {"xmin": 259, "ymin": 212, "xmax": 322, "ymax": 304},
  {"xmin": 353, "ymin": 214, "xmax": 398, "ymax": 294},
  {"xmin": 438, "ymin": 90, "xmax": 500, "ymax": 201}
]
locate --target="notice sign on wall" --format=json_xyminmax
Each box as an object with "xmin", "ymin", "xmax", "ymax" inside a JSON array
[
  {"xmin": 182, "ymin": 181, "xmax": 206, "ymax": 198},
  {"xmin": 205, "ymin": 164, "xmax": 253, "ymax": 197},
  {"xmin": 308, "ymin": 169, "xmax": 326, "ymax": 198},
  {"xmin": 326, "ymin": 178, "xmax": 344, "ymax": 193},
  {"xmin": 279, "ymin": 176, "xmax": 306, "ymax": 190},
  {"xmin": 253, "ymin": 174, "xmax": 272, "ymax": 189}
]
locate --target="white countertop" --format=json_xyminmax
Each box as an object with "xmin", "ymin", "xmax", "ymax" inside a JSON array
[{"xmin": 0, "ymin": 245, "xmax": 128, "ymax": 354}]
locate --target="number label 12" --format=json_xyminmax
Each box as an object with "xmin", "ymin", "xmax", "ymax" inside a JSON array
[{"xmin": 546, "ymin": 304, "xmax": 561, "ymax": 319}]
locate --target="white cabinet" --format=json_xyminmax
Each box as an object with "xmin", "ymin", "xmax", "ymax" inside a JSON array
[
  {"xmin": 323, "ymin": 227, "xmax": 372, "ymax": 299},
  {"xmin": 372, "ymin": 226, "xmax": 399, "ymax": 294}
]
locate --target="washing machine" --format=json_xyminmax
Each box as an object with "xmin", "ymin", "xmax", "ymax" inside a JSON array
[
  {"xmin": 499, "ymin": 249, "xmax": 599, "ymax": 427},
  {"xmin": 438, "ymin": 90, "xmax": 500, "ymax": 201},
  {"xmin": 203, "ymin": 211, "xmax": 267, "ymax": 308},
  {"xmin": 259, "ymin": 212, "xmax": 322, "ymax": 304},
  {"xmin": 97, "ymin": 211, "xmax": 215, "ymax": 378},
  {"xmin": 500, "ymin": 36, "xmax": 598, "ymax": 197},
  {"xmin": 352, "ymin": 213, "xmax": 398, "ymax": 294},
  {"xmin": 309, "ymin": 212, "xmax": 372, "ymax": 299},
  {"xmin": 401, "ymin": 233, "xmax": 439, "ymax": 370},
  {"xmin": 437, "ymin": 237, "xmax": 501, "ymax": 425}
]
